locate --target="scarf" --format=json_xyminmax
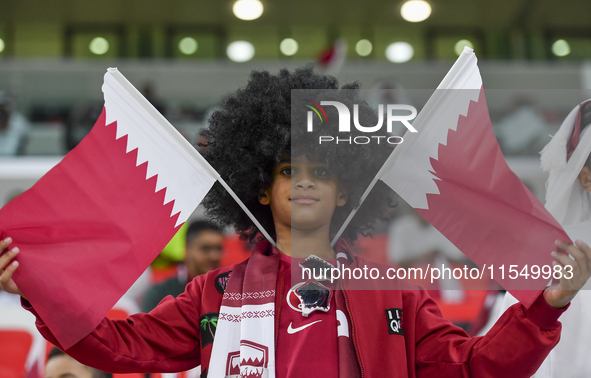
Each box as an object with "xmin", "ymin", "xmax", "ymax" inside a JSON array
[
  {"xmin": 207, "ymin": 240, "xmax": 360, "ymax": 378},
  {"xmin": 208, "ymin": 240, "xmax": 279, "ymax": 378}
]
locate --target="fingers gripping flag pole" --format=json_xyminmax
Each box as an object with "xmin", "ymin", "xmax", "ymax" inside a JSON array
[
  {"xmin": 333, "ymin": 47, "xmax": 569, "ymax": 308},
  {"xmin": 0, "ymin": 68, "xmax": 274, "ymax": 349}
]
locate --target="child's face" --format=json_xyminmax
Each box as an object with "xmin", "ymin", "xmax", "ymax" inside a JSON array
[{"xmin": 259, "ymin": 156, "xmax": 348, "ymax": 233}]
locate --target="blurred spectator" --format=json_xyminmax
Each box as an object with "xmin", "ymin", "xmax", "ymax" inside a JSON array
[
  {"xmin": 45, "ymin": 347, "xmax": 111, "ymax": 378},
  {"xmin": 493, "ymin": 100, "xmax": 591, "ymax": 375},
  {"xmin": 141, "ymin": 220, "xmax": 224, "ymax": 312},
  {"xmin": 0, "ymin": 91, "xmax": 30, "ymax": 156},
  {"xmin": 495, "ymin": 97, "xmax": 548, "ymax": 155}
]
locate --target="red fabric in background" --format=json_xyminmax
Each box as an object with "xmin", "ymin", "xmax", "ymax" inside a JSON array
[
  {"xmin": 0, "ymin": 108, "xmax": 181, "ymax": 349},
  {"xmin": 0, "ymin": 330, "xmax": 32, "ymax": 378},
  {"xmin": 220, "ymin": 234, "xmax": 253, "ymax": 267},
  {"xmin": 417, "ymin": 87, "xmax": 570, "ymax": 306}
]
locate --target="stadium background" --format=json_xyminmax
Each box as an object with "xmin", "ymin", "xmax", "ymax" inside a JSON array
[{"xmin": 1, "ymin": 0, "xmax": 591, "ymax": 376}]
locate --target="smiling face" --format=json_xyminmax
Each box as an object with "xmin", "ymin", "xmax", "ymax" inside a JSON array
[{"xmin": 259, "ymin": 156, "xmax": 348, "ymax": 236}]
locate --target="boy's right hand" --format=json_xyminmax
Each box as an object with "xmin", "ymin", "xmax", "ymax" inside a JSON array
[{"xmin": 0, "ymin": 237, "xmax": 24, "ymax": 298}]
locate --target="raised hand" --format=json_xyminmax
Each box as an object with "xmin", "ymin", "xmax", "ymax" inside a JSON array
[
  {"xmin": 0, "ymin": 237, "xmax": 24, "ymax": 298},
  {"xmin": 543, "ymin": 240, "xmax": 591, "ymax": 309}
]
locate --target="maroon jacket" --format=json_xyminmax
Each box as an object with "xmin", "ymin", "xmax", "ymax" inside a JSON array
[{"xmin": 24, "ymin": 241, "xmax": 565, "ymax": 377}]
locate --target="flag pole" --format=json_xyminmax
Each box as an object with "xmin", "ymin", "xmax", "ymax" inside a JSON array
[
  {"xmin": 330, "ymin": 146, "xmax": 401, "ymax": 247},
  {"xmin": 215, "ymin": 177, "xmax": 276, "ymax": 246}
]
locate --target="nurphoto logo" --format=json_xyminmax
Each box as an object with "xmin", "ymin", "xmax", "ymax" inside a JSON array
[{"xmin": 304, "ymin": 99, "xmax": 417, "ymax": 145}]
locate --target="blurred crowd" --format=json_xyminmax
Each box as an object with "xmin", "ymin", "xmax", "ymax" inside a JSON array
[
  {"xmin": 0, "ymin": 84, "xmax": 208, "ymax": 157},
  {"xmin": 0, "ymin": 80, "xmax": 572, "ymax": 158}
]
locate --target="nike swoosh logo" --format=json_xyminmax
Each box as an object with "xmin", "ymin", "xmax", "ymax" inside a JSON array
[{"xmin": 287, "ymin": 320, "xmax": 322, "ymax": 334}]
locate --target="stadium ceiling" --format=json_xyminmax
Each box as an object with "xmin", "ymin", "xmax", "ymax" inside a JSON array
[{"xmin": 0, "ymin": 0, "xmax": 589, "ymax": 29}]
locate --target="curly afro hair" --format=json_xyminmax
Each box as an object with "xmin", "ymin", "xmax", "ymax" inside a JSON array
[{"xmin": 199, "ymin": 65, "xmax": 396, "ymax": 243}]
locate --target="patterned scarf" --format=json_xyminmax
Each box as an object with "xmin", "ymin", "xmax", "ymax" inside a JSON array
[{"xmin": 207, "ymin": 240, "xmax": 360, "ymax": 378}]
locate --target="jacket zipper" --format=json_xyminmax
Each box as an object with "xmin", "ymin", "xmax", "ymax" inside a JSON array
[
  {"xmin": 275, "ymin": 273, "xmax": 284, "ymax": 352},
  {"xmin": 342, "ymin": 282, "xmax": 364, "ymax": 377}
]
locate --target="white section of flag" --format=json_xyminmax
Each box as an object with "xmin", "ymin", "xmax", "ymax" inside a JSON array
[
  {"xmin": 103, "ymin": 68, "xmax": 218, "ymax": 227},
  {"xmin": 103, "ymin": 68, "xmax": 275, "ymax": 243},
  {"xmin": 332, "ymin": 47, "xmax": 483, "ymax": 245},
  {"xmin": 380, "ymin": 47, "xmax": 482, "ymax": 209}
]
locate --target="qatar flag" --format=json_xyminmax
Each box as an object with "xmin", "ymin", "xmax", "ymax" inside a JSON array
[
  {"xmin": 0, "ymin": 68, "xmax": 220, "ymax": 349},
  {"xmin": 333, "ymin": 47, "xmax": 569, "ymax": 307},
  {"xmin": 317, "ymin": 39, "xmax": 347, "ymax": 75},
  {"xmin": 382, "ymin": 47, "xmax": 571, "ymax": 307}
]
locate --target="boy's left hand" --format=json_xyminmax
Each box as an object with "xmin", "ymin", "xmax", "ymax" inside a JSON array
[{"xmin": 543, "ymin": 240, "xmax": 591, "ymax": 309}]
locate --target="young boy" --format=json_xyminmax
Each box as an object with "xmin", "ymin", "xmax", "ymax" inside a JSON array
[{"xmin": 1, "ymin": 66, "xmax": 591, "ymax": 378}]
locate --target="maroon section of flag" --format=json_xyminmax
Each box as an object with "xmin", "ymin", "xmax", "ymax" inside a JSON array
[
  {"xmin": 316, "ymin": 39, "xmax": 347, "ymax": 73},
  {"xmin": 0, "ymin": 109, "xmax": 181, "ymax": 349},
  {"xmin": 416, "ymin": 87, "xmax": 570, "ymax": 306},
  {"xmin": 318, "ymin": 45, "xmax": 337, "ymax": 66}
]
